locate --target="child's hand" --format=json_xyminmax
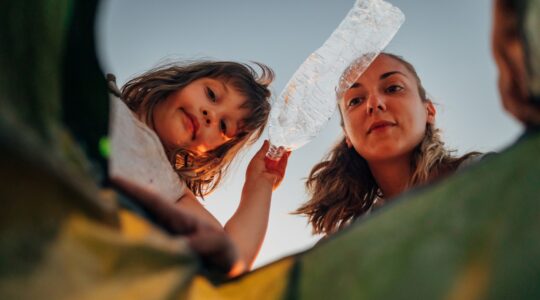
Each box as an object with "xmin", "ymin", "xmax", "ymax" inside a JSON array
[{"xmin": 246, "ymin": 140, "xmax": 290, "ymax": 191}]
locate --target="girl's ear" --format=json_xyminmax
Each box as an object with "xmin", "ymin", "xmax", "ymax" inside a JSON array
[{"xmin": 425, "ymin": 101, "xmax": 436, "ymax": 124}]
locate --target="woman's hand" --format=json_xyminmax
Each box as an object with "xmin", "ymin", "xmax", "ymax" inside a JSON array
[{"xmin": 246, "ymin": 140, "xmax": 290, "ymax": 191}]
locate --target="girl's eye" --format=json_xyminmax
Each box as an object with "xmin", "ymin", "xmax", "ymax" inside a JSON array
[
  {"xmin": 220, "ymin": 120, "xmax": 227, "ymax": 134},
  {"xmin": 206, "ymin": 87, "xmax": 217, "ymax": 102},
  {"xmin": 385, "ymin": 85, "xmax": 404, "ymax": 93}
]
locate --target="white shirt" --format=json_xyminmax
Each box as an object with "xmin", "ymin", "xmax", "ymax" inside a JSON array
[{"xmin": 108, "ymin": 94, "xmax": 186, "ymax": 203}]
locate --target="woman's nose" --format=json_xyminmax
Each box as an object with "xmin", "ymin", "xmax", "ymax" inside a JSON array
[{"xmin": 366, "ymin": 94, "xmax": 386, "ymax": 114}]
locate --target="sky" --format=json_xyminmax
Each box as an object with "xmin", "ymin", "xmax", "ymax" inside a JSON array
[{"xmin": 97, "ymin": 0, "xmax": 522, "ymax": 268}]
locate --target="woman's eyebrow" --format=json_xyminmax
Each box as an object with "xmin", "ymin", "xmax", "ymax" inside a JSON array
[
  {"xmin": 380, "ymin": 71, "xmax": 406, "ymax": 80},
  {"xmin": 349, "ymin": 82, "xmax": 362, "ymax": 89},
  {"xmin": 347, "ymin": 70, "xmax": 407, "ymax": 90}
]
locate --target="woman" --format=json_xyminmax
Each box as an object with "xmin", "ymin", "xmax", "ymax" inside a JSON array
[{"xmin": 296, "ymin": 53, "xmax": 480, "ymax": 236}]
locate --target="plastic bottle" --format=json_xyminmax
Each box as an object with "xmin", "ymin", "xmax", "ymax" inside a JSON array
[{"xmin": 266, "ymin": 0, "xmax": 405, "ymax": 164}]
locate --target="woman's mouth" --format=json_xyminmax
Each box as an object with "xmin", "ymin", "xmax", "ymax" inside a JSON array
[{"xmin": 368, "ymin": 120, "xmax": 396, "ymax": 134}]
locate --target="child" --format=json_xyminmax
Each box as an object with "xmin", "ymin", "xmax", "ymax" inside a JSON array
[{"xmin": 108, "ymin": 60, "xmax": 289, "ymax": 273}]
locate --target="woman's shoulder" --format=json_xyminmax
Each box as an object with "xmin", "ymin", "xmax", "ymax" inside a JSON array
[{"xmin": 457, "ymin": 152, "xmax": 497, "ymax": 171}]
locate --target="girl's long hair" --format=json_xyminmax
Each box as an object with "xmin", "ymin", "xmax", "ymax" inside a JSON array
[
  {"xmin": 295, "ymin": 53, "xmax": 479, "ymax": 236},
  {"xmin": 120, "ymin": 61, "xmax": 273, "ymax": 197}
]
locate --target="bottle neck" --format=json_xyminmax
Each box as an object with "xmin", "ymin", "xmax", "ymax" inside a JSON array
[{"xmin": 266, "ymin": 144, "xmax": 286, "ymax": 161}]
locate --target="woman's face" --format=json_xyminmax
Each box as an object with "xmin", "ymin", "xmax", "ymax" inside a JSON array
[
  {"xmin": 152, "ymin": 77, "xmax": 248, "ymax": 153},
  {"xmin": 339, "ymin": 54, "xmax": 435, "ymax": 163}
]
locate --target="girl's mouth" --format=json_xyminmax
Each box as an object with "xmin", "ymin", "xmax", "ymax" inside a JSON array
[{"xmin": 181, "ymin": 108, "xmax": 199, "ymax": 140}]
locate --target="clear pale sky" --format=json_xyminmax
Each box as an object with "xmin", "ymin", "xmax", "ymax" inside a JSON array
[{"xmin": 97, "ymin": 0, "xmax": 522, "ymax": 268}]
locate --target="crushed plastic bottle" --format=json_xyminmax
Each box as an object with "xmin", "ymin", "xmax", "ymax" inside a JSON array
[{"xmin": 266, "ymin": 0, "xmax": 405, "ymax": 162}]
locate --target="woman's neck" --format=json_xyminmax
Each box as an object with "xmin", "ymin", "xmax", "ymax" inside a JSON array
[{"xmin": 368, "ymin": 155, "xmax": 412, "ymax": 200}]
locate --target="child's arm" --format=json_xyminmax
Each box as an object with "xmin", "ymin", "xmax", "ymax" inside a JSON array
[
  {"xmin": 224, "ymin": 140, "xmax": 290, "ymax": 270},
  {"xmin": 176, "ymin": 190, "xmax": 223, "ymax": 230},
  {"xmin": 109, "ymin": 176, "xmax": 238, "ymax": 274},
  {"xmin": 175, "ymin": 140, "xmax": 288, "ymax": 273}
]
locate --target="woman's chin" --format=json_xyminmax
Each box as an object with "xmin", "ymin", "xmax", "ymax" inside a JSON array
[{"xmin": 360, "ymin": 146, "xmax": 410, "ymax": 163}]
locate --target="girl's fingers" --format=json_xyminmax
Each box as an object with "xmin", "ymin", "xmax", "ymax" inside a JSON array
[
  {"xmin": 276, "ymin": 151, "xmax": 291, "ymax": 172},
  {"xmin": 256, "ymin": 140, "xmax": 270, "ymax": 158}
]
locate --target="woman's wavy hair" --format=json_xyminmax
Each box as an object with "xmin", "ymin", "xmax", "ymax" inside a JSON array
[
  {"xmin": 120, "ymin": 61, "xmax": 273, "ymax": 197},
  {"xmin": 295, "ymin": 53, "xmax": 479, "ymax": 236}
]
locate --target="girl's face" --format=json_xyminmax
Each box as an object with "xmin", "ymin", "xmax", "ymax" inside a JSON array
[
  {"xmin": 152, "ymin": 77, "xmax": 248, "ymax": 153},
  {"xmin": 339, "ymin": 54, "xmax": 435, "ymax": 162}
]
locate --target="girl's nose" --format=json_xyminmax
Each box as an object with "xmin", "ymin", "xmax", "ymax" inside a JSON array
[{"xmin": 202, "ymin": 109, "xmax": 215, "ymax": 126}]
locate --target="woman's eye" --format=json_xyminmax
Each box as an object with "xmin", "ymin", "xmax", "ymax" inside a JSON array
[
  {"xmin": 206, "ymin": 87, "xmax": 217, "ymax": 102},
  {"xmin": 386, "ymin": 85, "xmax": 404, "ymax": 93},
  {"xmin": 220, "ymin": 120, "xmax": 227, "ymax": 134},
  {"xmin": 347, "ymin": 97, "xmax": 363, "ymax": 107}
]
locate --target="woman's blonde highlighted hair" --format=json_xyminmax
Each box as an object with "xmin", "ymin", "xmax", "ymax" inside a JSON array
[{"xmin": 295, "ymin": 53, "xmax": 479, "ymax": 236}]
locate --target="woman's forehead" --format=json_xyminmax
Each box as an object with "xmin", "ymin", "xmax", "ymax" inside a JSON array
[
  {"xmin": 339, "ymin": 55, "xmax": 415, "ymax": 105},
  {"xmin": 360, "ymin": 55, "xmax": 411, "ymax": 80}
]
